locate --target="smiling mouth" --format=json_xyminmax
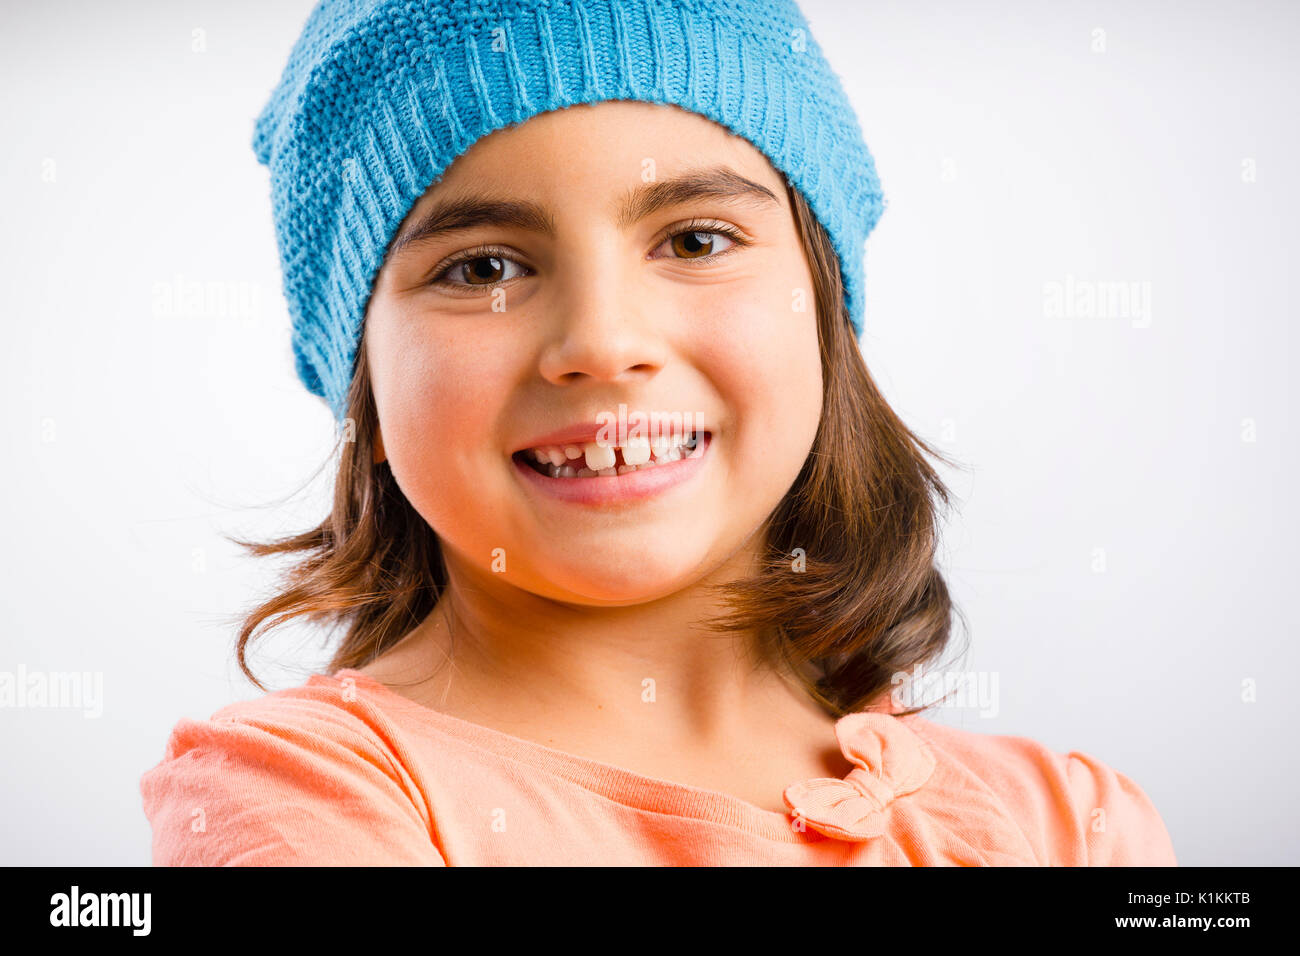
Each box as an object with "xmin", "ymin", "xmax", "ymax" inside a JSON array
[{"xmin": 513, "ymin": 430, "xmax": 710, "ymax": 478}]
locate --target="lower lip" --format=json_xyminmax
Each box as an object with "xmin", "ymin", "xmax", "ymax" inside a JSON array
[{"xmin": 511, "ymin": 433, "xmax": 712, "ymax": 506}]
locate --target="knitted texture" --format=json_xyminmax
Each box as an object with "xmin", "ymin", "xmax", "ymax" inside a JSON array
[{"xmin": 252, "ymin": 0, "xmax": 887, "ymax": 421}]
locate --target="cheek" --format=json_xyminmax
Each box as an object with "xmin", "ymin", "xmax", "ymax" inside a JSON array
[
  {"xmin": 369, "ymin": 318, "xmax": 513, "ymax": 519},
  {"xmin": 687, "ymin": 278, "xmax": 823, "ymax": 460},
  {"xmin": 661, "ymin": 277, "xmax": 822, "ymax": 559}
]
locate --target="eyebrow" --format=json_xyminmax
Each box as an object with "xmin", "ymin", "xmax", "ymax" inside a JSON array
[{"xmin": 384, "ymin": 165, "xmax": 781, "ymax": 261}]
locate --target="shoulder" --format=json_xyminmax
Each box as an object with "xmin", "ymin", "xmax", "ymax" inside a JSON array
[
  {"xmin": 139, "ymin": 674, "xmax": 445, "ymax": 866},
  {"xmin": 902, "ymin": 714, "xmax": 1177, "ymax": 866}
]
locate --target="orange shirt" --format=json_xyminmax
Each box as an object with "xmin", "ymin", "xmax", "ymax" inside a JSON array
[{"xmin": 139, "ymin": 668, "xmax": 1177, "ymax": 865}]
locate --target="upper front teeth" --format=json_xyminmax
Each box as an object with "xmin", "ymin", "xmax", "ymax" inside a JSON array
[
  {"xmin": 583, "ymin": 443, "xmax": 616, "ymax": 471},
  {"xmin": 528, "ymin": 433, "xmax": 697, "ymax": 473},
  {"xmin": 621, "ymin": 440, "xmax": 651, "ymax": 465}
]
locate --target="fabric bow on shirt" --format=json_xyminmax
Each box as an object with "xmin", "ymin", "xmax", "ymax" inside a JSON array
[{"xmin": 783, "ymin": 712, "xmax": 937, "ymax": 842}]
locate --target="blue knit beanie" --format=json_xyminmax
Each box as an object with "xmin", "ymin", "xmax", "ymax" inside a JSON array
[{"xmin": 253, "ymin": 0, "xmax": 886, "ymax": 422}]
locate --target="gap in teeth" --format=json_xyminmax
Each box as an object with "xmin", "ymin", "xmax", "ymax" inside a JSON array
[{"xmin": 526, "ymin": 431, "xmax": 703, "ymax": 476}]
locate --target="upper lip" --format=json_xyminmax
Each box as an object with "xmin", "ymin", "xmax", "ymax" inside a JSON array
[{"xmin": 513, "ymin": 418, "xmax": 710, "ymax": 454}]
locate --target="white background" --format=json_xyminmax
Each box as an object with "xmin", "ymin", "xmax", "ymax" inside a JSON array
[{"xmin": 1, "ymin": 0, "xmax": 1295, "ymax": 865}]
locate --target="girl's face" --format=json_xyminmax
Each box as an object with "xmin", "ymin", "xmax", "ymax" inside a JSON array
[{"xmin": 365, "ymin": 101, "xmax": 821, "ymax": 605}]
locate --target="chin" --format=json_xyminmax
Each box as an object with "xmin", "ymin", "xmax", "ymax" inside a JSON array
[{"xmin": 521, "ymin": 552, "xmax": 713, "ymax": 605}]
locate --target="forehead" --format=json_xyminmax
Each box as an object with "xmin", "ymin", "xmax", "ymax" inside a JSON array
[
  {"xmin": 382, "ymin": 101, "xmax": 791, "ymax": 261},
  {"xmin": 428, "ymin": 99, "xmax": 784, "ymax": 197}
]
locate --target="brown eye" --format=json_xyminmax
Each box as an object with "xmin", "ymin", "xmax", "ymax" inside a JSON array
[
  {"xmin": 430, "ymin": 248, "xmax": 529, "ymax": 291},
  {"xmin": 652, "ymin": 222, "xmax": 747, "ymax": 264},
  {"xmin": 457, "ymin": 256, "xmax": 506, "ymax": 284},
  {"xmin": 671, "ymin": 231, "xmax": 721, "ymax": 259}
]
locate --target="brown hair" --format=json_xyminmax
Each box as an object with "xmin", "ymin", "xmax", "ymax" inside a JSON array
[{"xmin": 230, "ymin": 184, "xmax": 969, "ymax": 718}]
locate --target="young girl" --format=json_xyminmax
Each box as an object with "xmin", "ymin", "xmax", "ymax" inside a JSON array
[{"xmin": 140, "ymin": 0, "xmax": 1177, "ymax": 865}]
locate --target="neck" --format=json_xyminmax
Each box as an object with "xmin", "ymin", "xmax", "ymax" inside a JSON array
[{"xmin": 392, "ymin": 541, "xmax": 837, "ymax": 753}]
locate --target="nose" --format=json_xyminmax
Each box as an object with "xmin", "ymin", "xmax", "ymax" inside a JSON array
[{"xmin": 536, "ymin": 254, "xmax": 669, "ymax": 386}]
